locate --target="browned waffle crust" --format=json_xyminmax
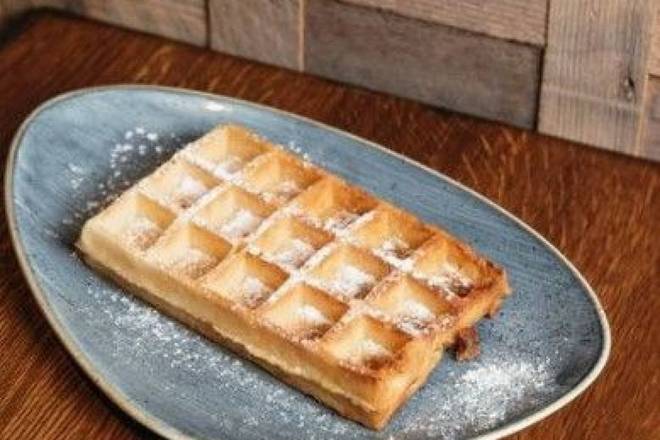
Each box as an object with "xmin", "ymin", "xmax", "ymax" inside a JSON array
[{"xmin": 78, "ymin": 125, "xmax": 511, "ymax": 429}]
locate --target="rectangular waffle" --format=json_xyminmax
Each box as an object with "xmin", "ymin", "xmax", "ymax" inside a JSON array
[{"xmin": 77, "ymin": 125, "xmax": 510, "ymax": 429}]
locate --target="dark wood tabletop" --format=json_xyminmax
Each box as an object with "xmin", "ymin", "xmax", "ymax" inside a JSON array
[{"xmin": 0, "ymin": 13, "xmax": 658, "ymax": 440}]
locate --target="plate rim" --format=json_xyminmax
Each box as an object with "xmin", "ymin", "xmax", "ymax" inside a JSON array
[{"xmin": 4, "ymin": 84, "xmax": 611, "ymax": 440}]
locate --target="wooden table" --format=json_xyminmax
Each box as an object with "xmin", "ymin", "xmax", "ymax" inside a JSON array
[{"xmin": 0, "ymin": 13, "xmax": 658, "ymax": 440}]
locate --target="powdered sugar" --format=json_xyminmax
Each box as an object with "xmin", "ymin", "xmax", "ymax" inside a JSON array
[
  {"xmin": 297, "ymin": 305, "xmax": 331, "ymax": 327},
  {"xmin": 398, "ymin": 356, "xmax": 553, "ymax": 438},
  {"xmin": 284, "ymin": 140, "xmax": 311, "ymax": 162},
  {"xmin": 371, "ymin": 237, "xmax": 415, "ymax": 272},
  {"xmin": 240, "ymin": 276, "xmax": 271, "ymax": 308},
  {"xmin": 399, "ymin": 299, "xmax": 434, "ymax": 321},
  {"xmin": 80, "ymin": 280, "xmax": 362, "ymax": 437},
  {"xmin": 325, "ymin": 265, "xmax": 376, "ymax": 298},
  {"xmin": 323, "ymin": 211, "xmax": 358, "ymax": 232},
  {"xmin": 423, "ymin": 262, "xmax": 473, "ymax": 296},
  {"xmin": 64, "ymin": 126, "xmax": 168, "ymax": 225},
  {"xmin": 272, "ymin": 239, "xmax": 316, "ymax": 270},
  {"xmin": 67, "ymin": 163, "xmax": 86, "ymax": 190},
  {"xmin": 165, "ymin": 247, "xmax": 218, "ymax": 279},
  {"xmin": 219, "ymin": 209, "xmax": 264, "ymax": 239},
  {"xmin": 377, "ymin": 237, "xmax": 410, "ymax": 259},
  {"xmin": 82, "ymin": 279, "xmax": 551, "ymax": 439},
  {"xmin": 213, "ymin": 156, "xmax": 244, "ymax": 179},
  {"xmin": 393, "ymin": 300, "xmax": 440, "ymax": 335},
  {"xmin": 126, "ymin": 216, "xmax": 161, "ymax": 249},
  {"xmin": 348, "ymin": 339, "xmax": 391, "ymax": 363},
  {"xmin": 170, "ymin": 175, "xmax": 207, "ymax": 208}
]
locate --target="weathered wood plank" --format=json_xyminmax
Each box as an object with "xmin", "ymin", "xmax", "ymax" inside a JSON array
[
  {"xmin": 649, "ymin": 5, "xmax": 660, "ymax": 76},
  {"xmin": 64, "ymin": 0, "xmax": 207, "ymax": 46},
  {"xmin": 0, "ymin": 0, "xmax": 207, "ymax": 45},
  {"xmin": 304, "ymin": 0, "xmax": 541, "ymax": 128},
  {"xmin": 343, "ymin": 0, "xmax": 547, "ymax": 46},
  {"xmin": 539, "ymin": 0, "xmax": 655, "ymax": 154},
  {"xmin": 640, "ymin": 75, "xmax": 660, "ymax": 161},
  {"xmin": 209, "ymin": 0, "xmax": 302, "ymax": 70}
]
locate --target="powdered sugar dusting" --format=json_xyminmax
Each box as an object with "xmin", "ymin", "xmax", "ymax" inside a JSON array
[
  {"xmin": 213, "ymin": 156, "xmax": 244, "ymax": 179},
  {"xmin": 297, "ymin": 305, "xmax": 331, "ymax": 327},
  {"xmin": 422, "ymin": 262, "xmax": 473, "ymax": 296},
  {"xmin": 325, "ymin": 265, "xmax": 375, "ymax": 298},
  {"xmin": 67, "ymin": 163, "xmax": 86, "ymax": 189},
  {"xmin": 63, "ymin": 126, "xmax": 169, "ymax": 225},
  {"xmin": 394, "ymin": 300, "xmax": 440, "ymax": 335},
  {"xmin": 380, "ymin": 236, "xmax": 409, "ymax": 257},
  {"xmin": 219, "ymin": 209, "xmax": 264, "ymax": 239},
  {"xmin": 170, "ymin": 174, "xmax": 207, "ymax": 209},
  {"xmin": 284, "ymin": 140, "xmax": 311, "ymax": 162},
  {"xmin": 79, "ymin": 279, "xmax": 554, "ymax": 439},
  {"xmin": 348, "ymin": 339, "xmax": 391, "ymax": 363},
  {"xmin": 323, "ymin": 211, "xmax": 358, "ymax": 232},
  {"xmin": 165, "ymin": 247, "xmax": 218, "ymax": 279},
  {"xmin": 398, "ymin": 356, "xmax": 553, "ymax": 438},
  {"xmin": 240, "ymin": 276, "xmax": 271, "ymax": 308},
  {"xmin": 400, "ymin": 299, "xmax": 434, "ymax": 321},
  {"xmin": 272, "ymin": 239, "xmax": 316, "ymax": 270},
  {"xmin": 126, "ymin": 216, "xmax": 161, "ymax": 249}
]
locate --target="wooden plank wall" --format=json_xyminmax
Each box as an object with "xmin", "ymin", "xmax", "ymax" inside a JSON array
[
  {"xmin": 304, "ymin": 0, "xmax": 542, "ymax": 128},
  {"xmin": 66, "ymin": 0, "xmax": 207, "ymax": 46},
  {"xmin": 2, "ymin": 0, "xmax": 660, "ymax": 161},
  {"xmin": 640, "ymin": 5, "xmax": 660, "ymax": 160},
  {"xmin": 649, "ymin": 6, "xmax": 660, "ymax": 76},
  {"xmin": 641, "ymin": 76, "xmax": 660, "ymax": 160},
  {"xmin": 209, "ymin": 0, "xmax": 302, "ymax": 70},
  {"xmin": 539, "ymin": 0, "xmax": 655, "ymax": 157},
  {"xmin": 342, "ymin": 0, "xmax": 547, "ymax": 45},
  {"xmin": 0, "ymin": 0, "xmax": 207, "ymax": 45}
]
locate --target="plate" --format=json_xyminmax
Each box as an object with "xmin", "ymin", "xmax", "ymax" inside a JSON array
[{"xmin": 5, "ymin": 85, "xmax": 610, "ymax": 440}]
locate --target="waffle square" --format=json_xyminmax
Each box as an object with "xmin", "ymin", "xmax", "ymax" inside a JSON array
[{"xmin": 78, "ymin": 124, "xmax": 510, "ymax": 429}]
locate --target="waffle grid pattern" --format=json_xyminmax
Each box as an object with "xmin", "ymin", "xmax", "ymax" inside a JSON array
[
  {"xmin": 80, "ymin": 125, "xmax": 511, "ymax": 428},
  {"xmin": 94, "ymin": 126, "xmax": 501, "ymax": 374}
]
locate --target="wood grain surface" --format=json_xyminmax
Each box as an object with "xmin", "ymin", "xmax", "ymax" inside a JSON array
[
  {"xmin": 209, "ymin": 0, "xmax": 302, "ymax": 70},
  {"xmin": 0, "ymin": 0, "xmax": 207, "ymax": 45},
  {"xmin": 539, "ymin": 0, "xmax": 655, "ymax": 156},
  {"xmin": 641, "ymin": 75, "xmax": 660, "ymax": 160},
  {"xmin": 63, "ymin": 0, "xmax": 208, "ymax": 46},
  {"xmin": 342, "ymin": 0, "xmax": 548, "ymax": 46},
  {"xmin": 305, "ymin": 0, "xmax": 541, "ymax": 129},
  {"xmin": 0, "ymin": 14, "xmax": 659, "ymax": 440},
  {"xmin": 650, "ymin": 5, "xmax": 660, "ymax": 76}
]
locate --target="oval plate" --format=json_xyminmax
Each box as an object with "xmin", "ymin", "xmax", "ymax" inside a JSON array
[{"xmin": 5, "ymin": 86, "xmax": 610, "ymax": 440}]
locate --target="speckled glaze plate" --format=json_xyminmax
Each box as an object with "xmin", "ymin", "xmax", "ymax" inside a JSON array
[{"xmin": 5, "ymin": 85, "xmax": 610, "ymax": 440}]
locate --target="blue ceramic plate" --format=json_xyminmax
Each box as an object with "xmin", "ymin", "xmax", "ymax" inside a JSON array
[{"xmin": 5, "ymin": 86, "xmax": 610, "ymax": 440}]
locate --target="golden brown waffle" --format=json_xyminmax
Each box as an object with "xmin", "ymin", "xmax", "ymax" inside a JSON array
[{"xmin": 77, "ymin": 125, "xmax": 510, "ymax": 429}]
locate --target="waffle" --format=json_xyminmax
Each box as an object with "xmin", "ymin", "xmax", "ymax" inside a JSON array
[{"xmin": 77, "ymin": 125, "xmax": 510, "ymax": 429}]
